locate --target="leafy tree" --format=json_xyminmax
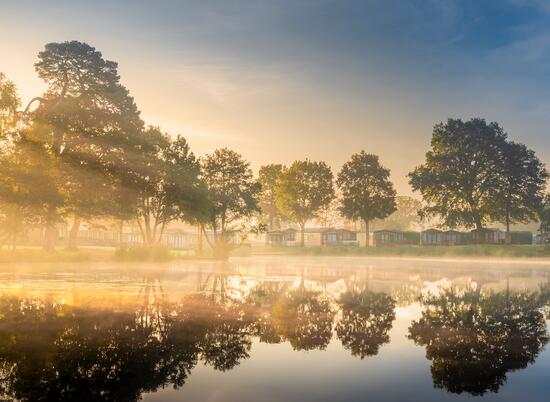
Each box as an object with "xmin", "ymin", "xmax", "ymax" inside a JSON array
[
  {"xmin": 130, "ymin": 127, "xmax": 208, "ymax": 246},
  {"xmin": 0, "ymin": 72, "xmax": 20, "ymax": 137},
  {"xmin": 201, "ymin": 148, "xmax": 261, "ymax": 258},
  {"xmin": 257, "ymin": 164, "xmax": 285, "ymax": 230},
  {"xmin": 28, "ymin": 41, "xmax": 144, "ymax": 249},
  {"xmin": 373, "ymin": 196, "xmax": 422, "ymax": 231},
  {"xmin": 272, "ymin": 288, "xmax": 334, "ymax": 351},
  {"xmin": 337, "ymin": 152, "xmax": 396, "ymax": 246},
  {"xmin": 493, "ymin": 141, "xmax": 548, "ymax": 243},
  {"xmin": 539, "ymin": 194, "xmax": 550, "ymax": 243},
  {"xmin": 275, "ymin": 160, "xmax": 334, "ymax": 246},
  {"xmin": 336, "ymin": 289, "xmax": 395, "ymax": 359},
  {"xmin": 409, "ymin": 118, "xmax": 507, "ymax": 230},
  {"xmin": 409, "ymin": 287, "xmax": 548, "ymax": 395}
]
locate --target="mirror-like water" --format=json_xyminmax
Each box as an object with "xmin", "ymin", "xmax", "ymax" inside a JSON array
[{"xmin": 1, "ymin": 256, "xmax": 549, "ymax": 401}]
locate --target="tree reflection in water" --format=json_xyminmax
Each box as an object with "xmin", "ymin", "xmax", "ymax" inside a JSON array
[
  {"xmin": 0, "ymin": 294, "xmax": 254, "ymax": 401},
  {"xmin": 1, "ymin": 273, "xmax": 548, "ymax": 401},
  {"xmin": 336, "ymin": 290, "xmax": 395, "ymax": 359},
  {"xmin": 408, "ymin": 285, "xmax": 549, "ymax": 395}
]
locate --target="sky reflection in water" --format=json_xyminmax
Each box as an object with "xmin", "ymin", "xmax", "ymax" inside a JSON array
[{"xmin": 0, "ymin": 256, "xmax": 549, "ymax": 402}]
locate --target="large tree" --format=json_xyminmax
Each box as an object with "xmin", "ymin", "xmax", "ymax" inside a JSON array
[
  {"xmin": 201, "ymin": 148, "xmax": 261, "ymax": 258},
  {"xmin": 130, "ymin": 127, "xmax": 208, "ymax": 246},
  {"xmin": 409, "ymin": 118, "xmax": 507, "ymax": 230},
  {"xmin": 257, "ymin": 164, "xmax": 285, "ymax": 230},
  {"xmin": 337, "ymin": 152, "xmax": 396, "ymax": 246},
  {"xmin": 27, "ymin": 41, "xmax": 144, "ymax": 249},
  {"xmin": 275, "ymin": 160, "xmax": 334, "ymax": 246},
  {"xmin": 493, "ymin": 141, "xmax": 548, "ymax": 243}
]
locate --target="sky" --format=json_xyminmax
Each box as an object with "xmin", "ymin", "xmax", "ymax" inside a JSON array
[{"xmin": 2, "ymin": 0, "xmax": 550, "ymax": 195}]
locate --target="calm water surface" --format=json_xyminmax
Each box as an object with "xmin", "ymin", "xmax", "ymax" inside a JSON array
[{"xmin": 1, "ymin": 256, "xmax": 550, "ymax": 401}]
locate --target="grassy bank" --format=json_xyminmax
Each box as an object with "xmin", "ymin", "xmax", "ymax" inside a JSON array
[{"xmin": 251, "ymin": 244, "xmax": 550, "ymax": 258}]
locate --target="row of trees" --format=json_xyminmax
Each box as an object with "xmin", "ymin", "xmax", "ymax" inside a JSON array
[
  {"xmin": 0, "ymin": 41, "xmax": 402, "ymax": 254},
  {"xmin": 1, "ymin": 41, "xmax": 549, "ymax": 255}
]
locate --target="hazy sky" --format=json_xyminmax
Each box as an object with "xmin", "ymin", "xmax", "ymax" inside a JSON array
[{"xmin": 2, "ymin": 0, "xmax": 550, "ymax": 194}]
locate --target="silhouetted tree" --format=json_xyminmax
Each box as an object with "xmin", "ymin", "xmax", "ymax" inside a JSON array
[
  {"xmin": 336, "ymin": 290, "xmax": 395, "ymax": 358},
  {"xmin": 29, "ymin": 41, "xmax": 144, "ymax": 249},
  {"xmin": 337, "ymin": 152, "xmax": 396, "ymax": 246},
  {"xmin": 408, "ymin": 287, "xmax": 549, "ymax": 395},
  {"xmin": 493, "ymin": 141, "xmax": 548, "ymax": 243},
  {"xmin": 409, "ymin": 118, "xmax": 507, "ymax": 230},
  {"xmin": 272, "ymin": 289, "xmax": 334, "ymax": 351}
]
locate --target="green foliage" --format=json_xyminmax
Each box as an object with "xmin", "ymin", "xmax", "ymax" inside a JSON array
[
  {"xmin": 257, "ymin": 164, "xmax": 285, "ymax": 230},
  {"xmin": 130, "ymin": 127, "xmax": 209, "ymax": 246},
  {"xmin": 0, "ymin": 72, "xmax": 20, "ymax": 137},
  {"xmin": 373, "ymin": 196, "xmax": 422, "ymax": 231},
  {"xmin": 337, "ymin": 152, "xmax": 396, "ymax": 235},
  {"xmin": 492, "ymin": 141, "xmax": 548, "ymax": 233},
  {"xmin": 409, "ymin": 118, "xmax": 507, "ymax": 229},
  {"xmin": 30, "ymin": 41, "xmax": 145, "ymax": 248},
  {"xmin": 201, "ymin": 148, "xmax": 261, "ymax": 257},
  {"xmin": 539, "ymin": 194, "xmax": 550, "ymax": 236},
  {"xmin": 275, "ymin": 160, "xmax": 334, "ymax": 244},
  {"xmin": 409, "ymin": 287, "xmax": 548, "ymax": 395}
]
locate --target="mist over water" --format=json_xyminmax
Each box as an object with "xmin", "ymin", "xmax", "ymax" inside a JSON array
[{"xmin": 0, "ymin": 256, "xmax": 549, "ymax": 401}]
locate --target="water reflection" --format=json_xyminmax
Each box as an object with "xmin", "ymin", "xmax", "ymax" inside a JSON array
[
  {"xmin": 336, "ymin": 289, "xmax": 395, "ymax": 359},
  {"xmin": 408, "ymin": 284, "xmax": 550, "ymax": 395},
  {"xmin": 0, "ymin": 260, "xmax": 548, "ymax": 401}
]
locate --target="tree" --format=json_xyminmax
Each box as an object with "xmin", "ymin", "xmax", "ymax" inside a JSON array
[
  {"xmin": 28, "ymin": 41, "xmax": 144, "ymax": 249},
  {"xmin": 408, "ymin": 286, "xmax": 548, "ymax": 395},
  {"xmin": 493, "ymin": 141, "xmax": 548, "ymax": 244},
  {"xmin": 539, "ymin": 195, "xmax": 550, "ymax": 243},
  {"xmin": 130, "ymin": 127, "xmax": 208, "ymax": 246},
  {"xmin": 336, "ymin": 289, "xmax": 395, "ymax": 359},
  {"xmin": 0, "ymin": 128, "xmax": 64, "ymax": 249},
  {"xmin": 275, "ymin": 160, "xmax": 334, "ymax": 246},
  {"xmin": 372, "ymin": 196, "xmax": 422, "ymax": 231},
  {"xmin": 409, "ymin": 118, "xmax": 507, "ymax": 230},
  {"xmin": 257, "ymin": 164, "xmax": 285, "ymax": 230},
  {"xmin": 201, "ymin": 148, "xmax": 261, "ymax": 259},
  {"xmin": 337, "ymin": 152, "xmax": 396, "ymax": 247},
  {"xmin": 0, "ymin": 72, "xmax": 20, "ymax": 137}
]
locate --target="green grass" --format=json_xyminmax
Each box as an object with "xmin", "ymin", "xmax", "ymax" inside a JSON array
[{"xmin": 252, "ymin": 244, "xmax": 550, "ymax": 259}]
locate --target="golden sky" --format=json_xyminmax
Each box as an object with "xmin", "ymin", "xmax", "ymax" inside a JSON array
[{"xmin": 3, "ymin": 1, "xmax": 550, "ymax": 196}]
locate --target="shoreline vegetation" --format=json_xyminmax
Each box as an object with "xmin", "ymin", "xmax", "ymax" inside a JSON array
[
  {"xmin": 2, "ymin": 42, "xmax": 550, "ymax": 261},
  {"xmin": 3, "ymin": 244, "xmax": 550, "ymax": 264}
]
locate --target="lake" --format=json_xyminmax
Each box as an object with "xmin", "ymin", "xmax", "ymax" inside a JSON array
[{"xmin": 0, "ymin": 256, "xmax": 549, "ymax": 401}]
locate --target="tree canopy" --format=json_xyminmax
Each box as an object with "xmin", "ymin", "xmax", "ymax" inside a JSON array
[
  {"xmin": 337, "ymin": 152, "xmax": 396, "ymax": 245},
  {"xmin": 409, "ymin": 118, "xmax": 508, "ymax": 230},
  {"xmin": 275, "ymin": 160, "xmax": 334, "ymax": 246}
]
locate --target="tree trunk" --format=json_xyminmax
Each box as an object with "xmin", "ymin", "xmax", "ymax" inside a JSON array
[
  {"xmin": 505, "ymin": 208, "xmax": 511, "ymax": 245},
  {"xmin": 68, "ymin": 217, "xmax": 80, "ymax": 249},
  {"xmin": 197, "ymin": 224, "xmax": 203, "ymax": 254},
  {"xmin": 364, "ymin": 219, "xmax": 370, "ymax": 247},
  {"xmin": 43, "ymin": 225, "xmax": 57, "ymax": 252},
  {"xmin": 300, "ymin": 223, "xmax": 305, "ymax": 247}
]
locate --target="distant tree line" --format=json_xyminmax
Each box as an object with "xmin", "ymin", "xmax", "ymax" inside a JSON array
[{"xmin": 0, "ymin": 41, "xmax": 549, "ymax": 256}]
